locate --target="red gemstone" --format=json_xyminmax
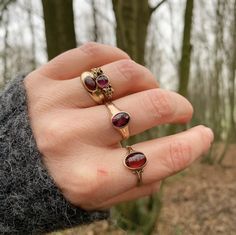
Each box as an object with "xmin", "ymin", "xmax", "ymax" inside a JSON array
[
  {"xmin": 125, "ymin": 152, "xmax": 147, "ymax": 169},
  {"xmin": 96, "ymin": 75, "xmax": 109, "ymax": 88},
  {"xmin": 112, "ymin": 112, "xmax": 130, "ymax": 128},
  {"xmin": 84, "ymin": 76, "xmax": 97, "ymax": 91}
]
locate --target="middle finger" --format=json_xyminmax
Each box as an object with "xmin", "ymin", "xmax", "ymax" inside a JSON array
[{"xmin": 70, "ymin": 88, "xmax": 193, "ymax": 145}]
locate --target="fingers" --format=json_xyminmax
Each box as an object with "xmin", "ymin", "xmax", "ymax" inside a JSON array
[
  {"xmin": 75, "ymin": 89, "xmax": 193, "ymax": 145},
  {"xmin": 37, "ymin": 42, "xmax": 130, "ymax": 80},
  {"xmin": 51, "ymin": 59, "xmax": 159, "ymax": 108},
  {"xmin": 81, "ymin": 126, "xmax": 213, "ymax": 202}
]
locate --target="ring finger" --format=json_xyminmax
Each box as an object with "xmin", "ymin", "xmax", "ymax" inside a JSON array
[{"xmin": 70, "ymin": 88, "xmax": 193, "ymax": 145}]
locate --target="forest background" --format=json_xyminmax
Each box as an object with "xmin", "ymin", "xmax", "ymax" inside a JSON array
[{"xmin": 0, "ymin": 0, "xmax": 236, "ymax": 234}]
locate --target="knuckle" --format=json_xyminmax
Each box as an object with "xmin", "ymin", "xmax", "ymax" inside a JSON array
[
  {"xmin": 167, "ymin": 141, "xmax": 192, "ymax": 173},
  {"xmin": 79, "ymin": 42, "xmax": 100, "ymax": 55},
  {"xmin": 117, "ymin": 59, "xmax": 139, "ymax": 83},
  {"xmin": 116, "ymin": 60, "xmax": 157, "ymax": 88},
  {"xmin": 145, "ymin": 89, "xmax": 174, "ymax": 121}
]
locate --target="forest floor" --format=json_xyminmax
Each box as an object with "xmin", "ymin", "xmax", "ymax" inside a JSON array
[{"xmin": 49, "ymin": 144, "xmax": 236, "ymax": 235}]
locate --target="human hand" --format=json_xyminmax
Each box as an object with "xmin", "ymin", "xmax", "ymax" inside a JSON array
[{"xmin": 24, "ymin": 42, "xmax": 214, "ymax": 210}]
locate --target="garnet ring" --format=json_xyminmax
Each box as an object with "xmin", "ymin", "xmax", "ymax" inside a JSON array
[
  {"xmin": 105, "ymin": 102, "xmax": 130, "ymax": 139},
  {"xmin": 124, "ymin": 146, "xmax": 147, "ymax": 186},
  {"xmin": 80, "ymin": 67, "xmax": 114, "ymax": 104}
]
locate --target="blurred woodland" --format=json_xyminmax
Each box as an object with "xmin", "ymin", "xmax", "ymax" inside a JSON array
[{"xmin": 0, "ymin": 0, "xmax": 236, "ymax": 234}]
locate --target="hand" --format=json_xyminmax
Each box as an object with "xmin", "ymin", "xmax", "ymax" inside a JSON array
[{"xmin": 24, "ymin": 42, "xmax": 214, "ymax": 210}]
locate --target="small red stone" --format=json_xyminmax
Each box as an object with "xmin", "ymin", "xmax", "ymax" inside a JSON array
[
  {"xmin": 112, "ymin": 112, "xmax": 130, "ymax": 128},
  {"xmin": 84, "ymin": 76, "xmax": 97, "ymax": 91},
  {"xmin": 125, "ymin": 152, "xmax": 147, "ymax": 169},
  {"xmin": 96, "ymin": 75, "xmax": 109, "ymax": 88}
]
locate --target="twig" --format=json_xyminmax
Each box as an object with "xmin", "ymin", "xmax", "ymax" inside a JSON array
[{"xmin": 150, "ymin": 0, "xmax": 168, "ymax": 14}]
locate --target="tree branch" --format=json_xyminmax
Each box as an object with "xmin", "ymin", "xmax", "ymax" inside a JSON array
[{"xmin": 150, "ymin": 0, "xmax": 168, "ymax": 14}]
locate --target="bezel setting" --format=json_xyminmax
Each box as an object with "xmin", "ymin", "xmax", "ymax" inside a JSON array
[
  {"xmin": 124, "ymin": 151, "xmax": 147, "ymax": 170},
  {"xmin": 111, "ymin": 111, "xmax": 130, "ymax": 129}
]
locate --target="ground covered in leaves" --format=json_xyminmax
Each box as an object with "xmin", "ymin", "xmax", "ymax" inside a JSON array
[{"xmin": 49, "ymin": 144, "xmax": 236, "ymax": 235}]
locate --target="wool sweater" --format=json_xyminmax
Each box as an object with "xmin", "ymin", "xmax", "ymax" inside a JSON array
[{"xmin": 0, "ymin": 76, "xmax": 109, "ymax": 235}]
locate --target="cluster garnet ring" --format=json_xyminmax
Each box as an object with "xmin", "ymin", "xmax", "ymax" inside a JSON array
[
  {"xmin": 80, "ymin": 68, "xmax": 114, "ymax": 104},
  {"xmin": 124, "ymin": 146, "xmax": 147, "ymax": 186}
]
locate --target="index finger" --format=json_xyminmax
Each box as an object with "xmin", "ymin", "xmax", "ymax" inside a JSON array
[{"xmin": 37, "ymin": 42, "xmax": 130, "ymax": 80}]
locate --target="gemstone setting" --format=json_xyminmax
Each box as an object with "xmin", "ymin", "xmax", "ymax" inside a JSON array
[
  {"xmin": 125, "ymin": 152, "xmax": 147, "ymax": 170},
  {"xmin": 96, "ymin": 75, "xmax": 109, "ymax": 88},
  {"xmin": 112, "ymin": 112, "xmax": 130, "ymax": 128},
  {"xmin": 84, "ymin": 76, "xmax": 97, "ymax": 91}
]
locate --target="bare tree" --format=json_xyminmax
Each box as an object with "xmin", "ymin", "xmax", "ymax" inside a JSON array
[
  {"xmin": 90, "ymin": 0, "xmax": 98, "ymax": 42},
  {"xmin": 41, "ymin": 0, "xmax": 77, "ymax": 60},
  {"xmin": 112, "ymin": 0, "xmax": 167, "ymax": 65},
  {"xmin": 26, "ymin": 0, "xmax": 36, "ymax": 69},
  {"xmin": 178, "ymin": 0, "xmax": 194, "ymax": 97},
  {"xmin": 3, "ymin": 10, "xmax": 9, "ymax": 83},
  {"xmin": 228, "ymin": 0, "xmax": 236, "ymax": 140}
]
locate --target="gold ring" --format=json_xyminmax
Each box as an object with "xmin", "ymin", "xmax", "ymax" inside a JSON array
[
  {"xmin": 123, "ymin": 146, "xmax": 147, "ymax": 186},
  {"xmin": 105, "ymin": 102, "xmax": 130, "ymax": 139},
  {"xmin": 80, "ymin": 68, "xmax": 114, "ymax": 104}
]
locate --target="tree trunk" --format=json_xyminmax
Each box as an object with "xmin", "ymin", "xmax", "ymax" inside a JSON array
[
  {"xmin": 27, "ymin": 0, "xmax": 36, "ymax": 69},
  {"xmin": 210, "ymin": 0, "xmax": 225, "ymax": 140},
  {"xmin": 168, "ymin": 0, "xmax": 194, "ymax": 135},
  {"xmin": 41, "ymin": 0, "xmax": 76, "ymax": 60},
  {"xmin": 91, "ymin": 0, "xmax": 98, "ymax": 42},
  {"xmin": 3, "ymin": 10, "xmax": 9, "ymax": 83},
  {"xmin": 112, "ymin": 0, "xmax": 150, "ymax": 65},
  {"xmin": 112, "ymin": 0, "xmax": 166, "ymax": 65},
  {"xmin": 229, "ymin": 0, "xmax": 236, "ymax": 140},
  {"xmin": 178, "ymin": 0, "xmax": 194, "ymax": 97}
]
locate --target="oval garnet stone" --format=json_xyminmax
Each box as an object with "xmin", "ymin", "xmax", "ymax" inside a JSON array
[
  {"xmin": 112, "ymin": 112, "xmax": 130, "ymax": 128},
  {"xmin": 84, "ymin": 76, "xmax": 97, "ymax": 91},
  {"xmin": 125, "ymin": 152, "xmax": 147, "ymax": 169},
  {"xmin": 96, "ymin": 75, "xmax": 109, "ymax": 88}
]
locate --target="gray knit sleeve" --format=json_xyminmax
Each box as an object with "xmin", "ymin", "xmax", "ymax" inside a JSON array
[{"xmin": 0, "ymin": 76, "xmax": 109, "ymax": 235}]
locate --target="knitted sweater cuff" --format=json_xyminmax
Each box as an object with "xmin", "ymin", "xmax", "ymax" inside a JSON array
[{"xmin": 0, "ymin": 76, "xmax": 109, "ymax": 235}]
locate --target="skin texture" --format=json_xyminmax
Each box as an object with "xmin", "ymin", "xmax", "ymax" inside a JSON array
[{"xmin": 24, "ymin": 42, "xmax": 214, "ymax": 210}]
